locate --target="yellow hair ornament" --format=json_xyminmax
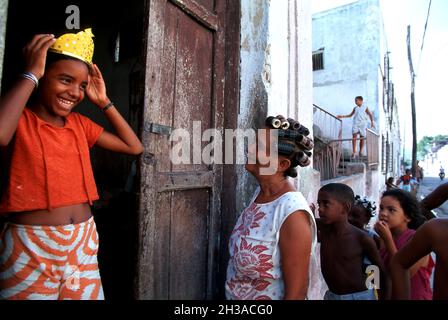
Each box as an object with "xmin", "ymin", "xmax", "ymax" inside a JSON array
[{"xmin": 49, "ymin": 28, "xmax": 94, "ymax": 64}]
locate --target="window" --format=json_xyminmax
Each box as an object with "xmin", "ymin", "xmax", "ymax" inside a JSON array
[{"xmin": 313, "ymin": 49, "xmax": 324, "ymax": 71}]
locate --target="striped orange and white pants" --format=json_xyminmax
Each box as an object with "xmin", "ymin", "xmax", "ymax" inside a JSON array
[{"xmin": 0, "ymin": 217, "xmax": 104, "ymax": 300}]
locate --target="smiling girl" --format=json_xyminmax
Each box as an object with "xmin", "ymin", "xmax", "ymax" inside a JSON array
[{"xmin": 0, "ymin": 30, "xmax": 142, "ymax": 300}]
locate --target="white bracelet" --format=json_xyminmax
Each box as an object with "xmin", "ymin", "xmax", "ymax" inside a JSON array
[{"xmin": 21, "ymin": 72, "xmax": 39, "ymax": 88}]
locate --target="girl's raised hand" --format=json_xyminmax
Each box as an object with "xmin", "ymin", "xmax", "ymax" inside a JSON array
[
  {"xmin": 86, "ymin": 64, "xmax": 110, "ymax": 109},
  {"xmin": 23, "ymin": 34, "xmax": 56, "ymax": 79},
  {"xmin": 374, "ymin": 220, "xmax": 392, "ymax": 241}
]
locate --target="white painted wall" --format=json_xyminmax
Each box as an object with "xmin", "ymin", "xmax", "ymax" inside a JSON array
[
  {"xmin": 264, "ymin": 0, "xmax": 317, "ymax": 197},
  {"xmin": 237, "ymin": 0, "xmax": 270, "ymax": 217},
  {"xmin": 265, "ymin": 0, "xmax": 288, "ymax": 117},
  {"xmin": 322, "ymin": 173, "xmax": 367, "ymax": 197},
  {"xmin": 296, "ymin": 0, "xmax": 322, "ymax": 207}
]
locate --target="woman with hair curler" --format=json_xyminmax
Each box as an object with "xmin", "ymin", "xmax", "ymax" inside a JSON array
[{"xmin": 225, "ymin": 115, "xmax": 318, "ymax": 300}]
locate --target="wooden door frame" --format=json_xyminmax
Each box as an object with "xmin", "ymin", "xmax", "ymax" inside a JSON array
[
  {"xmin": 218, "ymin": 0, "xmax": 240, "ymax": 299},
  {"xmin": 135, "ymin": 0, "xmax": 240, "ymax": 299}
]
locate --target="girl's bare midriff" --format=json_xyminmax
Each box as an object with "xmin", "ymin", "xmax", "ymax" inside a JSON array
[{"xmin": 7, "ymin": 203, "xmax": 92, "ymax": 226}]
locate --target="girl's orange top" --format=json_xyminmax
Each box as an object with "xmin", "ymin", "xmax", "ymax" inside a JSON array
[{"xmin": 0, "ymin": 108, "xmax": 104, "ymax": 213}]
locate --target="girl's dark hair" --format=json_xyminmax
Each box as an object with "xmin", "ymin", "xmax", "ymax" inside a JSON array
[
  {"xmin": 382, "ymin": 189, "xmax": 426, "ymax": 230},
  {"xmin": 354, "ymin": 195, "xmax": 376, "ymax": 218},
  {"xmin": 45, "ymin": 51, "xmax": 91, "ymax": 72},
  {"xmin": 265, "ymin": 115, "xmax": 313, "ymax": 178}
]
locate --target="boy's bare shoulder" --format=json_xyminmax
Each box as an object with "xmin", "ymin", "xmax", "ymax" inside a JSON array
[
  {"xmin": 349, "ymin": 225, "xmax": 375, "ymax": 245},
  {"xmin": 348, "ymin": 224, "xmax": 367, "ymax": 237}
]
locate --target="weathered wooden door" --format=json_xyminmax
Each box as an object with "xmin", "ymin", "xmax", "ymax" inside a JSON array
[{"xmin": 136, "ymin": 0, "xmax": 227, "ymax": 299}]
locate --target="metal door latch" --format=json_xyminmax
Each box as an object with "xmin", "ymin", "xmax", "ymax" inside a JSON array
[{"xmin": 145, "ymin": 122, "xmax": 173, "ymax": 136}]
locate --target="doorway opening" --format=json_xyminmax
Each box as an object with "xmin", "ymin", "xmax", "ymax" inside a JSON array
[{"xmin": 1, "ymin": 0, "xmax": 146, "ymax": 299}]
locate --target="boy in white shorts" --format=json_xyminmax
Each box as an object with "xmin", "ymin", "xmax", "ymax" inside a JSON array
[{"xmin": 338, "ymin": 96, "xmax": 375, "ymax": 158}]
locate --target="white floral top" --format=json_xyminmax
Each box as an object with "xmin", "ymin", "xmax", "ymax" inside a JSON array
[{"xmin": 225, "ymin": 188, "xmax": 317, "ymax": 300}]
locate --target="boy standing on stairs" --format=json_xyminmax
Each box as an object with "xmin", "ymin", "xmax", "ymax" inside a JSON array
[{"xmin": 337, "ymin": 96, "xmax": 375, "ymax": 158}]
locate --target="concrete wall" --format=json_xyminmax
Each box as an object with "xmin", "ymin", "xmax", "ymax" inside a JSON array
[
  {"xmin": 296, "ymin": 0, "xmax": 321, "ymax": 204},
  {"xmin": 322, "ymin": 173, "xmax": 367, "ymax": 197},
  {"xmin": 366, "ymin": 168, "xmax": 380, "ymax": 202},
  {"xmin": 321, "ymin": 164, "xmax": 381, "ymax": 209},
  {"xmin": 237, "ymin": 0, "xmax": 270, "ymax": 217},
  {"xmin": 0, "ymin": 0, "xmax": 8, "ymax": 93}
]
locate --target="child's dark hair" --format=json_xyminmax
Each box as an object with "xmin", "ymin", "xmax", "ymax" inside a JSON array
[
  {"xmin": 354, "ymin": 195, "xmax": 376, "ymax": 218},
  {"xmin": 45, "ymin": 51, "xmax": 91, "ymax": 72},
  {"xmin": 320, "ymin": 183, "xmax": 355, "ymax": 210},
  {"xmin": 382, "ymin": 189, "xmax": 426, "ymax": 230},
  {"xmin": 265, "ymin": 115, "xmax": 313, "ymax": 178},
  {"xmin": 355, "ymin": 96, "xmax": 364, "ymax": 101}
]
